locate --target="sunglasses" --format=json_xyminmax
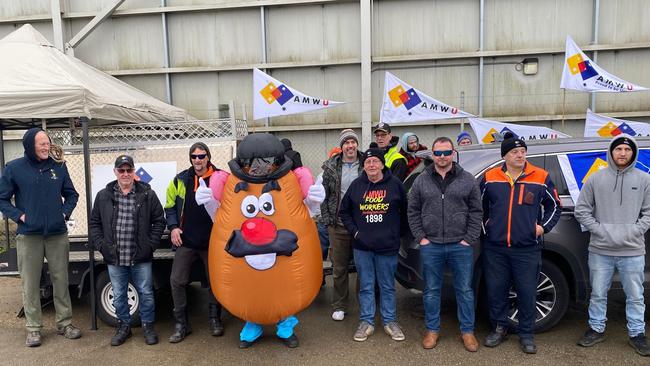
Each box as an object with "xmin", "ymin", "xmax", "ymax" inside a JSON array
[
  {"xmin": 190, "ymin": 154, "xmax": 207, "ymax": 160},
  {"xmin": 116, "ymin": 168, "xmax": 134, "ymax": 174},
  {"xmin": 433, "ymin": 150, "xmax": 453, "ymax": 157}
]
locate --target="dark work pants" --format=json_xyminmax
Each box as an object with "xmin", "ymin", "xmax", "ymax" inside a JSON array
[
  {"xmin": 170, "ymin": 245, "xmax": 220, "ymax": 316},
  {"xmin": 483, "ymin": 245, "xmax": 541, "ymax": 340}
]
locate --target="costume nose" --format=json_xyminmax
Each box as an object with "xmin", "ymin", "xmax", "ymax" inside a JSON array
[{"xmin": 240, "ymin": 218, "xmax": 277, "ymax": 246}]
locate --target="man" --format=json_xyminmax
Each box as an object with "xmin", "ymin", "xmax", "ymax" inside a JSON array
[
  {"xmin": 0, "ymin": 128, "xmax": 80, "ymax": 347},
  {"xmin": 575, "ymin": 134, "xmax": 650, "ymax": 357},
  {"xmin": 165, "ymin": 142, "xmax": 225, "ymax": 342},
  {"xmin": 373, "ymin": 122, "xmax": 407, "ymax": 181},
  {"xmin": 479, "ymin": 132, "xmax": 561, "ymax": 354},
  {"xmin": 320, "ymin": 129, "xmax": 364, "ymax": 321},
  {"xmin": 399, "ymin": 132, "xmax": 429, "ymax": 177},
  {"xmin": 280, "ymin": 138, "xmax": 303, "ymax": 169},
  {"xmin": 457, "ymin": 131, "xmax": 473, "ymax": 146},
  {"xmin": 408, "ymin": 137, "xmax": 482, "ymax": 352},
  {"xmin": 89, "ymin": 155, "xmax": 166, "ymax": 346},
  {"xmin": 339, "ymin": 148, "xmax": 408, "ymax": 342}
]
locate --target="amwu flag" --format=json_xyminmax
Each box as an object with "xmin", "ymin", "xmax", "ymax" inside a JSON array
[
  {"xmin": 560, "ymin": 36, "xmax": 648, "ymax": 92},
  {"xmin": 253, "ymin": 68, "xmax": 344, "ymax": 120},
  {"xmin": 584, "ymin": 109, "xmax": 650, "ymax": 138},
  {"xmin": 379, "ymin": 72, "xmax": 473, "ymax": 124},
  {"xmin": 468, "ymin": 117, "xmax": 570, "ymax": 145}
]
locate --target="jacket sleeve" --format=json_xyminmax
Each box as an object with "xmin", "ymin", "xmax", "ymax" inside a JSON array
[
  {"xmin": 574, "ymin": 175, "xmax": 598, "ymax": 230},
  {"xmin": 540, "ymin": 174, "xmax": 562, "ymax": 233},
  {"xmin": 60, "ymin": 164, "xmax": 79, "ymax": 219},
  {"xmin": 464, "ymin": 177, "xmax": 484, "ymax": 244},
  {"xmin": 338, "ymin": 188, "xmax": 357, "ymax": 237},
  {"xmin": 319, "ymin": 164, "xmax": 334, "ymax": 226},
  {"xmin": 0, "ymin": 165, "xmax": 23, "ymax": 222},
  {"xmin": 407, "ymin": 177, "xmax": 426, "ymax": 243},
  {"xmin": 164, "ymin": 178, "xmax": 179, "ymax": 230},
  {"xmin": 148, "ymin": 193, "xmax": 166, "ymax": 248},
  {"xmin": 391, "ymin": 159, "xmax": 407, "ymax": 182},
  {"xmin": 88, "ymin": 192, "xmax": 105, "ymax": 250}
]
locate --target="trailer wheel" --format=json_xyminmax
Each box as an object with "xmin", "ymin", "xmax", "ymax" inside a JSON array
[{"xmin": 95, "ymin": 270, "xmax": 141, "ymax": 327}]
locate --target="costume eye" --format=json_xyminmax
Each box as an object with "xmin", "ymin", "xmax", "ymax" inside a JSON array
[
  {"xmin": 259, "ymin": 192, "xmax": 275, "ymax": 216},
  {"xmin": 241, "ymin": 195, "xmax": 259, "ymax": 218}
]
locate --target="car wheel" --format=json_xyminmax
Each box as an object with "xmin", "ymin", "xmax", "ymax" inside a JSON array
[
  {"xmin": 507, "ymin": 259, "xmax": 569, "ymax": 333},
  {"xmin": 95, "ymin": 270, "xmax": 141, "ymax": 327}
]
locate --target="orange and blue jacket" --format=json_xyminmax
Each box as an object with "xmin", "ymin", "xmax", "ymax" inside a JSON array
[{"xmin": 479, "ymin": 162, "xmax": 561, "ymax": 248}]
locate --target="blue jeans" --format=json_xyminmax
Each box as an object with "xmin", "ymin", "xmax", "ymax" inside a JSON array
[
  {"xmin": 107, "ymin": 262, "xmax": 155, "ymax": 324},
  {"xmin": 317, "ymin": 222, "xmax": 330, "ymax": 260},
  {"xmin": 588, "ymin": 252, "xmax": 646, "ymax": 337},
  {"xmin": 420, "ymin": 242, "xmax": 475, "ymax": 333},
  {"xmin": 353, "ymin": 249, "xmax": 398, "ymax": 326}
]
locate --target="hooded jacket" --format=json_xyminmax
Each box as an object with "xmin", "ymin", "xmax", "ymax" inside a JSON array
[
  {"xmin": 399, "ymin": 132, "xmax": 428, "ymax": 178},
  {"xmin": 319, "ymin": 150, "xmax": 365, "ymax": 226},
  {"xmin": 338, "ymin": 169, "xmax": 408, "ymax": 255},
  {"xmin": 382, "ymin": 135, "xmax": 407, "ymax": 181},
  {"xmin": 408, "ymin": 163, "xmax": 483, "ymax": 245},
  {"xmin": 89, "ymin": 180, "xmax": 166, "ymax": 265},
  {"xmin": 0, "ymin": 128, "xmax": 78, "ymax": 236},
  {"xmin": 575, "ymin": 135, "xmax": 650, "ymax": 256}
]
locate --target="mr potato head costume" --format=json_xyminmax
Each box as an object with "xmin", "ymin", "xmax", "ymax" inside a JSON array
[{"xmin": 194, "ymin": 133, "xmax": 325, "ymax": 348}]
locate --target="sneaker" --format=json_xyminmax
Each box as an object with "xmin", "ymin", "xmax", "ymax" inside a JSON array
[
  {"xmin": 628, "ymin": 333, "xmax": 650, "ymax": 356},
  {"xmin": 25, "ymin": 331, "xmax": 42, "ymax": 347},
  {"xmin": 484, "ymin": 325, "xmax": 508, "ymax": 347},
  {"xmin": 577, "ymin": 327, "xmax": 605, "ymax": 347},
  {"xmin": 519, "ymin": 338, "xmax": 537, "ymax": 354},
  {"xmin": 332, "ymin": 310, "xmax": 345, "ymax": 321},
  {"xmin": 56, "ymin": 324, "xmax": 82, "ymax": 339},
  {"xmin": 353, "ymin": 321, "xmax": 375, "ymax": 342},
  {"xmin": 383, "ymin": 322, "xmax": 405, "ymax": 341}
]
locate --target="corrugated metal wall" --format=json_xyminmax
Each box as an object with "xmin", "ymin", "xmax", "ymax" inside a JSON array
[{"xmin": 1, "ymin": 0, "xmax": 650, "ymax": 172}]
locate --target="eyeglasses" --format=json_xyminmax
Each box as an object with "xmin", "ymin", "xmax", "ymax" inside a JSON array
[
  {"xmin": 116, "ymin": 168, "xmax": 134, "ymax": 174},
  {"xmin": 190, "ymin": 154, "xmax": 207, "ymax": 160},
  {"xmin": 433, "ymin": 150, "xmax": 453, "ymax": 157}
]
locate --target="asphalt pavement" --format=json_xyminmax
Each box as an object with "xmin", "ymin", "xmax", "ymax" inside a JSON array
[{"xmin": 0, "ymin": 275, "xmax": 647, "ymax": 366}]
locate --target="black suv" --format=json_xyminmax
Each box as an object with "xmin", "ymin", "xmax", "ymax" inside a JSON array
[{"xmin": 396, "ymin": 137, "xmax": 650, "ymax": 332}]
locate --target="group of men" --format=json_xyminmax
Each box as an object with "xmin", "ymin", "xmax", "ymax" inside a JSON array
[
  {"xmin": 0, "ymin": 125, "xmax": 648, "ymax": 356},
  {"xmin": 319, "ymin": 123, "xmax": 649, "ymax": 356}
]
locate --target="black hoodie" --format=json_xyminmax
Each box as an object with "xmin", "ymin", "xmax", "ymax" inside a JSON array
[
  {"xmin": 0, "ymin": 128, "xmax": 79, "ymax": 236},
  {"xmin": 339, "ymin": 169, "xmax": 408, "ymax": 255}
]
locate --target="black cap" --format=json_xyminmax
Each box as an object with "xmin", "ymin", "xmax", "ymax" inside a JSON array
[
  {"xmin": 364, "ymin": 148, "xmax": 386, "ymax": 166},
  {"xmin": 500, "ymin": 132, "xmax": 527, "ymax": 157},
  {"xmin": 373, "ymin": 122, "xmax": 391, "ymax": 134},
  {"xmin": 114, "ymin": 155, "xmax": 134, "ymax": 168}
]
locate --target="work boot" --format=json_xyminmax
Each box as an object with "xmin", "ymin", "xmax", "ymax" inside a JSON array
[
  {"xmin": 56, "ymin": 324, "xmax": 82, "ymax": 339},
  {"xmin": 422, "ymin": 331, "xmax": 439, "ymax": 349},
  {"xmin": 577, "ymin": 327, "xmax": 605, "ymax": 347},
  {"xmin": 25, "ymin": 331, "xmax": 42, "ymax": 347},
  {"xmin": 628, "ymin": 333, "xmax": 650, "ymax": 356},
  {"xmin": 111, "ymin": 322, "xmax": 132, "ymax": 346},
  {"xmin": 142, "ymin": 322, "xmax": 159, "ymax": 345},
  {"xmin": 519, "ymin": 338, "xmax": 537, "ymax": 354},
  {"xmin": 484, "ymin": 325, "xmax": 508, "ymax": 347},
  {"xmin": 278, "ymin": 334, "xmax": 300, "ymax": 348},
  {"xmin": 461, "ymin": 333, "xmax": 480, "ymax": 352},
  {"xmin": 208, "ymin": 303, "xmax": 224, "ymax": 337},
  {"xmin": 169, "ymin": 309, "xmax": 192, "ymax": 343}
]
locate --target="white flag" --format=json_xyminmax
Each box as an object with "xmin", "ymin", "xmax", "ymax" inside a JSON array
[
  {"xmin": 253, "ymin": 68, "xmax": 344, "ymax": 120},
  {"xmin": 379, "ymin": 72, "xmax": 473, "ymax": 124},
  {"xmin": 584, "ymin": 109, "xmax": 650, "ymax": 137},
  {"xmin": 468, "ymin": 117, "xmax": 570, "ymax": 145},
  {"xmin": 560, "ymin": 36, "xmax": 648, "ymax": 92}
]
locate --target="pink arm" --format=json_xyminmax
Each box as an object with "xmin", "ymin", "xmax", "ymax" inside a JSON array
[
  {"xmin": 209, "ymin": 170, "xmax": 230, "ymax": 201},
  {"xmin": 293, "ymin": 166, "xmax": 314, "ymax": 199}
]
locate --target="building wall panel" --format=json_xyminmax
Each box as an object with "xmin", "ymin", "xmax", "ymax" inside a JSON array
[{"xmin": 599, "ymin": 0, "xmax": 650, "ymax": 44}]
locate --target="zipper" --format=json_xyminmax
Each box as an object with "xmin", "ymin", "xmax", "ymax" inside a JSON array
[
  {"xmin": 441, "ymin": 192, "xmax": 445, "ymax": 242},
  {"xmin": 507, "ymin": 184, "xmax": 514, "ymax": 247}
]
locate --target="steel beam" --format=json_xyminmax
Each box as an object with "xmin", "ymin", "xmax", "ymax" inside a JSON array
[
  {"xmin": 360, "ymin": 0, "xmax": 372, "ymax": 148},
  {"xmin": 589, "ymin": 0, "xmax": 600, "ymax": 112},
  {"xmin": 65, "ymin": 0, "xmax": 126, "ymax": 54},
  {"xmin": 50, "ymin": 0, "xmax": 65, "ymax": 51}
]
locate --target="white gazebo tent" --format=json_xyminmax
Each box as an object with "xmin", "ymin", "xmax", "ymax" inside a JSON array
[{"xmin": 0, "ymin": 24, "xmax": 195, "ymax": 329}]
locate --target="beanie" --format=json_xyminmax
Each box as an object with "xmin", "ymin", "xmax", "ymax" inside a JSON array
[
  {"xmin": 500, "ymin": 132, "xmax": 527, "ymax": 157},
  {"xmin": 610, "ymin": 134, "xmax": 637, "ymax": 162},
  {"xmin": 457, "ymin": 131, "xmax": 472, "ymax": 144},
  {"xmin": 364, "ymin": 148, "xmax": 385, "ymax": 166},
  {"xmin": 339, "ymin": 129, "xmax": 359, "ymax": 147}
]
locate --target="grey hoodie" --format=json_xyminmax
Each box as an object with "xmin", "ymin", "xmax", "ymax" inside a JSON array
[{"xmin": 575, "ymin": 134, "xmax": 650, "ymax": 256}]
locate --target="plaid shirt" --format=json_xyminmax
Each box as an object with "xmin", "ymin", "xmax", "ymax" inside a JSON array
[{"xmin": 113, "ymin": 183, "xmax": 137, "ymax": 266}]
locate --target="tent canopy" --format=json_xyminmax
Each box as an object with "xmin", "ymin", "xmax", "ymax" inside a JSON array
[{"xmin": 0, "ymin": 24, "xmax": 193, "ymax": 127}]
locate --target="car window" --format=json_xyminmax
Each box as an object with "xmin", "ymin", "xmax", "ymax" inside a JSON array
[{"xmin": 544, "ymin": 155, "xmax": 569, "ymax": 196}]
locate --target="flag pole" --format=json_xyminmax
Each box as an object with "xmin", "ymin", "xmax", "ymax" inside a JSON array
[{"xmin": 561, "ymin": 88, "xmax": 566, "ymax": 128}]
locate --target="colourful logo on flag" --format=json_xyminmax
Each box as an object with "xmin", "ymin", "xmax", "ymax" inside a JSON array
[
  {"xmin": 582, "ymin": 157, "xmax": 608, "ymax": 184},
  {"xmin": 597, "ymin": 121, "xmax": 637, "ymax": 137},
  {"xmin": 388, "ymin": 85, "xmax": 422, "ymax": 111},
  {"xmin": 259, "ymin": 82, "xmax": 294, "ymax": 106},
  {"xmin": 567, "ymin": 53, "xmax": 598, "ymax": 81},
  {"xmin": 482, "ymin": 128, "xmax": 498, "ymax": 144}
]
